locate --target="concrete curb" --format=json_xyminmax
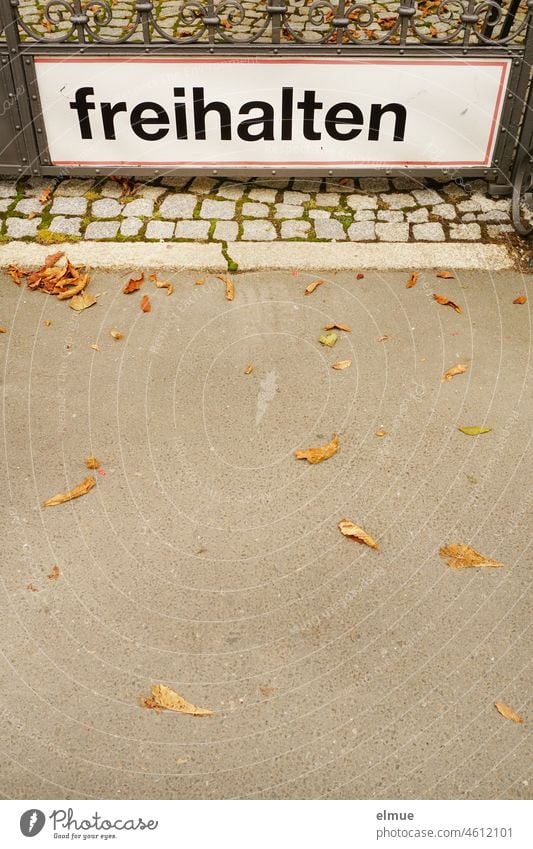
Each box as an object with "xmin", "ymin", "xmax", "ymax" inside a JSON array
[
  {"xmin": 227, "ymin": 241, "xmax": 514, "ymax": 271},
  {"xmin": 0, "ymin": 239, "xmax": 514, "ymax": 272}
]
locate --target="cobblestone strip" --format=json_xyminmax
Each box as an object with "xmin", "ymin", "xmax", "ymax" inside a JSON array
[{"xmin": 0, "ymin": 175, "xmax": 516, "ymax": 246}]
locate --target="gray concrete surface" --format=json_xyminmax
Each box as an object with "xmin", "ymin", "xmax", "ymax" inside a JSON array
[{"xmin": 0, "ymin": 267, "xmax": 531, "ymax": 800}]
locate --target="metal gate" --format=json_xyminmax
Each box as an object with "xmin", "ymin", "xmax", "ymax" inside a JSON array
[{"xmin": 0, "ymin": 0, "xmax": 532, "ymax": 232}]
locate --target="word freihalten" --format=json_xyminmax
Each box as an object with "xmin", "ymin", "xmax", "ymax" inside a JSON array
[{"xmin": 70, "ymin": 87, "xmax": 407, "ymax": 143}]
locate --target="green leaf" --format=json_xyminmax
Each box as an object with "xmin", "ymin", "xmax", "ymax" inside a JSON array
[
  {"xmin": 319, "ymin": 332, "xmax": 337, "ymax": 347},
  {"xmin": 458, "ymin": 426, "xmax": 492, "ymax": 436}
]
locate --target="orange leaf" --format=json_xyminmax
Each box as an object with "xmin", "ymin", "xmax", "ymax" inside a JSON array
[
  {"xmin": 294, "ymin": 434, "xmax": 339, "ymax": 465},
  {"xmin": 439, "ymin": 543, "xmax": 502, "ymax": 570},
  {"xmin": 324, "ymin": 322, "xmax": 352, "ymax": 332},
  {"xmin": 84, "ymin": 456, "xmax": 100, "ymax": 470},
  {"xmin": 39, "ymin": 187, "xmax": 52, "ymax": 205},
  {"xmin": 43, "ymin": 475, "xmax": 96, "ymax": 508},
  {"xmin": 47, "ymin": 565, "xmax": 60, "ymax": 581},
  {"xmin": 0, "ymin": 327, "xmax": 6, "ymax": 334},
  {"xmin": 195, "ymin": 278, "xmax": 205, "ymax": 286},
  {"xmin": 406, "ymin": 272, "xmax": 419, "ymax": 288},
  {"xmin": 433, "ymin": 293, "xmax": 461, "ymax": 313},
  {"xmin": 7, "ymin": 264, "xmax": 27, "ymax": 285},
  {"xmin": 123, "ymin": 272, "xmax": 144, "ymax": 294},
  {"xmin": 494, "ymin": 701, "xmax": 523, "ymax": 724},
  {"xmin": 140, "ymin": 295, "xmax": 151, "ymax": 313},
  {"xmin": 141, "ymin": 684, "xmax": 213, "ymax": 716},
  {"xmin": 338, "ymin": 519, "xmax": 379, "ymax": 550},
  {"xmin": 513, "ymin": 295, "xmax": 527, "ymax": 304},
  {"xmin": 304, "ymin": 279, "xmax": 324, "ymax": 295},
  {"xmin": 375, "ymin": 429, "xmax": 388, "ymax": 437},
  {"xmin": 44, "ymin": 251, "xmax": 64, "ymax": 268},
  {"xmin": 244, "ymin": 364, "xmax": 253, "ymax": 375},
  {"xmin": 442, "ymin": 363, "xmax": 468, "ymax": 381},
  {"xmin": 216, "ymin": 274, "xmax": 234, "ymax": 301},
  {"xmin": 110, "ymin": 328, "xmax": 123, "ymax": 340},
  {"xmin": 436, "ymin": 270, "xmax": 454, "ymax": 279},
  {"xmin": 151, "ymin": 273, "xmax": 174, "ymax": 295}
]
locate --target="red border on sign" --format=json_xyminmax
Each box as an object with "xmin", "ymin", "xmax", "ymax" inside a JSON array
[{"xmin": 34, "ymin": 57, "xmax": 509, "ymax": 167}]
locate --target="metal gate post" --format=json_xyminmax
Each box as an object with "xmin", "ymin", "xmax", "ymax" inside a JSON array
[{"xmin": 0, "ymin": 0, "xmax": 40, "ymax": 176}]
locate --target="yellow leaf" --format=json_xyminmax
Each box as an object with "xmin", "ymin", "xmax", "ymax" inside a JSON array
[
  {"xmin": 439, "ymin": 543, "xmax": 503, "ymax": 570},
  {"xmin": 140, "ymin": 684, "xmax": 213, "ymax": 716},
  {"xmin": 305, "ymin": 279, "xmax": 324, "ymax": 295},
  {"xmin": 47, "ymin": 565, "xmax": 60, "ymax": 580},
  {"xmin": 90, "ymin": 344, "xmax": 100, "ymax": 351},
  {"xmin": 458, "ymin": 426, "xmax": 492, "ymax": 436},
  {"xmin": 324, "ymin": 322, "xmax": 351, "ymax": 332},
  {"xmin": 332, "ymin": 359, "xmax": 352, "ymax": 370},
  {"xmin": 84, "ymin": 456, "xmax": 100, "ymax": 470},
  {"xmin": 494, "ymin": 701, "xmax": 523, "ymax": 724},
  {"xmin": 110, "ymin": 328, "xmax": 123, "ymax": 340},
  {"xmin": 195, "ymin": 278, "xmax": 205, "ymax": 286},
  {"xmin": 295, "ymin": 434, "xmax": 339, "ymax": 464},
  {"xmin": 43, "ymin": 475, "xmax": 96, "ymax": 508},
  {"xmin": 44, "ymin": 320, "xmax": 52, "ymax": 327},
  {"xmin": 319, "ymin": 332, "xmax": 337, "ymax": 347},
  {"xmin": 338, "ymin": 519, "xmax": 379, "ymax": 550},
  {"xmin": 442, "ymin": 363, "xmax": 468, "ymax": 381},
  {"xmin": 375, "ymin": 429, "xmax": 388, "ymax": 437},
  {"xmin": 70, "ymin": 291, "xmax": 97, "ymax": 312},
  {"xmin": 406, "ymin": 271, "xmax": 418, "ymax": 288},
  {"xmin": 216, "ymin": 274, "xmax": 234, "ymax": 301},
  {"xmin": 244, "ymin": 364, "xmax": 253, "ymax": 375}
]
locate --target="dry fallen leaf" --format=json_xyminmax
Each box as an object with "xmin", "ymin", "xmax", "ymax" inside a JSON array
[
  {"xmin": 434, "ymin": 293, "xmax": 461, "ymax": 313},
  {"xmin": 149, "ymin": 273, "xmax": 173, "ymax": 295},
  {"xmin": 27, "ymin": 211, "xmax": 36, "ymax": 220},
  {"xmin": 217, "ymin": 274, "xmax": 234, "ymax": 301},
  {"xmin": 295, "ymin": 434, "xmax": 339, "ymax": 464},
  {"xmin": 332, "ymin": 359, "xmax": 352, "ymax": 370},
  {"xmin": 90, "ymin": 343, "xmax": 99, "ymax": 351},
  {"xmin": 458, "ymin": 425, "xmax": 492, "ymax": 436},
  {"xmin": 175, "ymin": 757, "xmax": 190, "ymax": 765},
  {"xmin": 439, "ymin": 543, "xmax": 503, "ymax": 570},
  {"xmin": 43, "ymin": 475, "xmax": 96, "ymax": 507},
  {"xmin": 27, "ymin": 583, "xmax": 38, "ymax": 592},
  {"xmin": 442, "ymin": 363, "xmax": 468, "ymax": 381},
  {"xmin": 356, "ymin": 273, "xmax": 364, "ymax": 280},
  {"xmin": 123, "ymin": 272, "xmax": 144, "ymax": 294},
  {"xmin": 513, "ymin": 295, "xmax": 527, "ymax": 304},
  {"xmin": 319, "ymin": 332, "xmax": 337, "ymax": 347},
  {"xmin": 0, "ymin": 327, "xmax": 6, "ymax": 334},
  {"xmin": 44, "ymin": 320, "xmax": 52, "ymax": 327},
  {"xmin": 436, "ymin": 270, "xmax": 454, "ymax": 279},
  {"xmin": 39, "ymin": 186, "xmax": 52, "ymax": 205},
  {"xmin": 84, "ymin": 456, "xmax": 100, "ymax": 470},
  {"xmin": 324, "ymin": 322, "xmax": 351, "ymax": 332},
  {"xmin": 338, "ymin": 519, "xmax": 379, "ymax": 550},
  {"xmin": 195, "ymin": 278, "xmax": 205, "ymax": 286},
  {"xmin": 140, "ymin": 294, "xmax": 151, "ymax": 313},
  {"xmin": 377, "ymin": 335, "xmax": 390, "ymax": 342},
  {"xmin": 56, "ymin": 272, "xmax": 89, "ymax": 300},
  {"xmin": 140, "ymin": 683, "xmax": 213, "ymax": 716},
  {"xmin": 494, "ymin": 701, "xmax": 523, "ymax": 724},
  {"xmin": 110, "ymin": 328, "xmax": 123, "ymax": 340},
  {"xmin": 375, "ymin": 429, "xmax": 388, "ymax": 437},
  {"xmin": 47, "ymin": 565, "xmax": 60, "ymax": 581},
  {"xmin": 7, "ymin": 264, "xmax": 27, "ymax": 285},
  {"xmin": 244, "ymin": 364, "xmax": 253, "ymax": 375},
  {"xmin": 44, "ymin": 251, "xmax": 64, "ymax": 268},
  {"xmin": 259, "ymin": 686, "xmax": 276, "ymax": 697},
  {"xmin": 406, "ymin": 271, "xmax": 419, "ymax": 289},
  {"xmin": 70, "ymin": 291, "xmax": 97, "ymax": 312},
  {"xmin": 305, "ymin": 279, "xmax": 324, "ymax": 295}
]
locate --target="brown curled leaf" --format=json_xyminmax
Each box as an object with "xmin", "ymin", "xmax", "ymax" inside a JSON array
[
  {"xmin": 84, "ymin": 456, "xmax": 100, "ymax": 470},
  {"xmin": 304, "ymin": 279, "xmax": 325, "ymax": 295},
  {"xmin": 7, "ymin": 264, "xmax": 27, "ymax": 286},
  {"xmin": 332, "ymin": 359, "xmax": 352, "ymax": 370},
  {"xmin": 150, "ymin": 273, "xmax": 174, "ymax": 295},
  {"xmin": 140, "ymin": 683, "xmax": 213, "ymax": 716},
  {"xmin": 338, "ymin": 519, "xmax": 379, "ymax": 550},
  {"xmin": 39, "ymin": 187, "xmax": 52, "ymax": 205},
  {"xmin": 44, "ymin": 251, "xmax": 64, "ymax": 268},
  {"xmin": 47, "ymin": 565, "xmax": 60, "ymax": 581},
  {"xmin": 494, "ymin": 701, "xmax": 523, "ymax": 724},
  {"xmin": 439, "ymin": 543, "xmax": 503, "ymax": 570},
  {"xmin": 140, "ymin": 294, "xmax": 151, "ymax": 313},
  {"xmin": 513, "ymin": 295, "xmax": 527, "ymax": 304},
  {"xmin": 295, "ymin": 434, "xmax": 339, "ymax": 465},
  {"xmin": 434, "ymin": 293, "xmax": 462, "ymax": 313},
  {"xmin": 70, "ymin": 290, "xmax": 97, "ymax": 312},
  {"xmin": 56, "ymin": 273, "xmax": 88, "ymax": 300},
  {"xmin": 123, "ymin": 272, "xmax": 144, "ymax": 294},
  {"xmin": 436, "ymin": 270, "xmax": 455, "ymax": 279},
  {"xmin": 406, "ymin": 272, "xmax": 419, "ymax": 288},
  {"xmin": 324, "ymin": 322, "xmax": 352, "ymax": 332},
  {"xmin": 217, "ymin": 274, "xmax": 235, "ymax": 301},
  {"xmin": 110, "ymin": 328, "xmax": 123, "ymax": 340},
  {"xmin": 43, "ymin": 475, "xmax": 96, "ymax": 508}
]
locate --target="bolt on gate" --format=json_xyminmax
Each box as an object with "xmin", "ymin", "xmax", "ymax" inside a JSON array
[{"xmin": 0, "ymin": 0, "xmax": 532, "ymax": 233}]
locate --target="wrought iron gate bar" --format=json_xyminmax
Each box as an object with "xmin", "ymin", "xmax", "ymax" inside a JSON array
[{"xmin": 6, "ymin": 0, "xmax": 533, "ymax": 47}]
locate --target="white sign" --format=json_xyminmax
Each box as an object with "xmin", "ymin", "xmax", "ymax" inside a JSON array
[{"xmin": 34, "ymin": 57, "xmax": 510, "ymax": 169}]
